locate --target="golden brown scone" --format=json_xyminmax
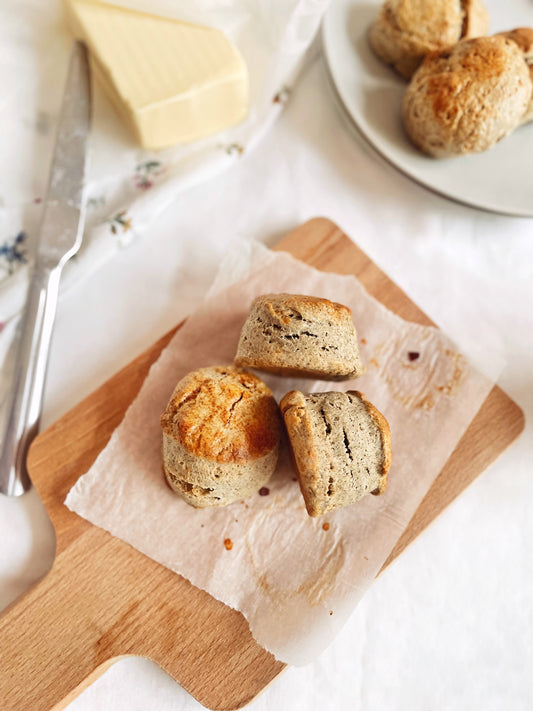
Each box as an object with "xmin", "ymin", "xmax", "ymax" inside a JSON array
[
  {"xmin": 402, "ymin": 34, "xmax": 532, "ymax": 157},
  {"xmin": 235, "ymin": 293, "xmax": 363, "ymax": 381},
  {"xmin": 160, "ymin": 365, "xmax": 281, "ymax": 507},
  {"xmin": 280, "ymin": 390, "xmax": 392, "ymax": 517},
  {"xmin": 368, "ymin": 0, "xmax": 489, "ymax": 80}
]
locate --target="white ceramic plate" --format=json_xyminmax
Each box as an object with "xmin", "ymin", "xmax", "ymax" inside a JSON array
[{"xmin": 322, "ymin": 0, "xmax": 533, "ymax": 217}]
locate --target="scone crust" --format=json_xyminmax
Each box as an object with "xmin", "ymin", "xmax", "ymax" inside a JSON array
[
  {"xmin": 403, "ymin": 35, "xmax": 532, "ymax": 156},
  {"xmin": 354, "ymin": 390, "xmax": 392, "ymax": 495},
  {"xmin": 235, "ymin": 293, "xmax": 363, "ymax": 380},
  {"xmin": 280, "ymin": 390, "xmax": 323, "ymax": 516},
  {"xmin": 462, "ymin": 0, "xmax": 490, "ymax": 40},
  {"xmin": 161, "ymin": 366, "xmax": 281, "ymax": 508},
  {"xmin": 496, "ymin": 27, "xmax": 533, "ymax": 58},
  {"xmin": 368, "ymin": 0, "xmax": 489, "ymax": 79},
  {"xmin": 280, "ymin": 390, "xmax": 392, "ymax": 517},
  {"xmin": 161, "ymin": 365, "xmax": 281, "ymax": 463}
]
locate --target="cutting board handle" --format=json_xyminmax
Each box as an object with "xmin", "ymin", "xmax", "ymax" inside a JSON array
[
  {"xmin": 0, "ymin": 520, "xmax": 287, "ymax": 711},
  {"xmin": 0, "ymin": 539, "xmax": 122, "ymax": 711}
]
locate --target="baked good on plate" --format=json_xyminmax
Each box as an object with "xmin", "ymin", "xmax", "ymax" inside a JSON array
[
  {"xmin": 280, "ymin": 390, "xmax": 392, "ymax": 517},
  {"xmin": 368, "ymin": 0, "xmax": 489, "ymax": 80},
  {"xmin": 235, "ymin": 293, "xmax": 363, "ymax": 380},
  {"xmin": 402, "ymin": 32, "xmax": 533, "ymax": 157},
  {"xmin": 160, "ymin": 366, "xmax": 281, "ymax": 507}
]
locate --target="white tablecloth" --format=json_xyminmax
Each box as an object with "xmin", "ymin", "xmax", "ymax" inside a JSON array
[{"xmin": 1, "ymin": 34, "xmax": 533, "ymax": 711}]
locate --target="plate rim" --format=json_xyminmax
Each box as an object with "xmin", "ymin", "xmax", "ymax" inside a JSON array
[{"xmin": 321, "ymin": 0, "xmax": 533, "ymax": 219}]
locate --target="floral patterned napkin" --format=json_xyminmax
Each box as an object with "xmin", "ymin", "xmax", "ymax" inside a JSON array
[{"xmin": 0, "ymin": 0, "xmax": 329, "ymax": 375}]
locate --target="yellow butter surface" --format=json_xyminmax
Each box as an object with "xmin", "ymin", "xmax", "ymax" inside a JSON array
[{"xmin": 65, "ymin": 0, "xmax": 249, "ymax": 149}]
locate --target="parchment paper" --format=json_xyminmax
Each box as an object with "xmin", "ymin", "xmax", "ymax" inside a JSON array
[{"xmin": 66, "ymin": 243, "xmax": 495, "ymax": 665}]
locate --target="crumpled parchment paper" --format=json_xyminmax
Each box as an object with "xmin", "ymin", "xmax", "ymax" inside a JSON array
[{"xmin": 66, "ymin": 243, "xmax": 495, "ymax": 665}]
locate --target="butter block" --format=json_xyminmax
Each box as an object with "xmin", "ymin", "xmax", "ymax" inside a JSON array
[{"xmin": 65, "ymin": 0, "xmax": 249, "ymax": 149}]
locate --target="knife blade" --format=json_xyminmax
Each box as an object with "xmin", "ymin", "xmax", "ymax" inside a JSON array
[{"xmin": 0, "ymin": 41, "xmax": 91, "ymax": 496}]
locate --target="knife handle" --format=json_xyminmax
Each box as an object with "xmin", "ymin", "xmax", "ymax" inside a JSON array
[{"xmin": 0, "ymin": 263, "xmax": 63, "ymax": 496}]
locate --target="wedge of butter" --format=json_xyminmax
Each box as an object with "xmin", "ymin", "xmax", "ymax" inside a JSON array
[{"xmin": 65, "ymin": 0, "xmax": 249, "ymax": 149}]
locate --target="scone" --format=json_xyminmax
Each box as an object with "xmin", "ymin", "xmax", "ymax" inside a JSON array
[
  {"xmin": 402, "ymin": 33, "xmax": 533, "ymax": 157},
  {"xmin": 160, "ymin": 366, "xmax": 281, "ymax": 507},
  {"xmin": 235, "ymin": 294, "xmax": 363, "ymax": 380},
  {"xmin": 368, "ymin": 0, "xmax": 489, "ymax": 80},
  {"xmin": 280, "ymin": 390, "xmax": 392, "ymax": 517}
]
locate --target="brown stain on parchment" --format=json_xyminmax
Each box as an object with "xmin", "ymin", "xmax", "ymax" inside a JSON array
[
  {"xmin": 435, "ymin": 349, "xmax": 467, "ymax": 397},
  {"xmin": 366, "ymin": 342, "xmax": 385, "ymax": 372},
  {"xmin": 245, "ymin": 531, "xmax": 345, "ymax": 607},
  {"xmin": 293, "ymin": 542, "xmax": 345, "ymax": 606},
  {"xmin": 366, "ymin": 341, "xmax": 467, "ymax": 411}
]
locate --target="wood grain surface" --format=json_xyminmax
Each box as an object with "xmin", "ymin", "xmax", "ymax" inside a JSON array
[{"xmin": 0, "ymin": 218, "xmax": 524, "ymax": 711}]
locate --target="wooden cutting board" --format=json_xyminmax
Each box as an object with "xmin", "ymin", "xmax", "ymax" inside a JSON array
[{"xmin": 0, "ymin": 218, "xmax": 524, "ymax": 711}]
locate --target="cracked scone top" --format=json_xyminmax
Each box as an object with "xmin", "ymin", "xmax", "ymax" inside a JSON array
[
  {"xmin": 235, "ymin": 294, "xmax": 363, "ymax": 380},
  {"xmin": 160, "ymin": 366, "xmax": 281, "ymax": 507}
]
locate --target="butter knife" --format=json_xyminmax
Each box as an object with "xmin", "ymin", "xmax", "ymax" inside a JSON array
[{"xmin": 0, "ymin": 41, "xmax": 91, "ymax": 496}]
